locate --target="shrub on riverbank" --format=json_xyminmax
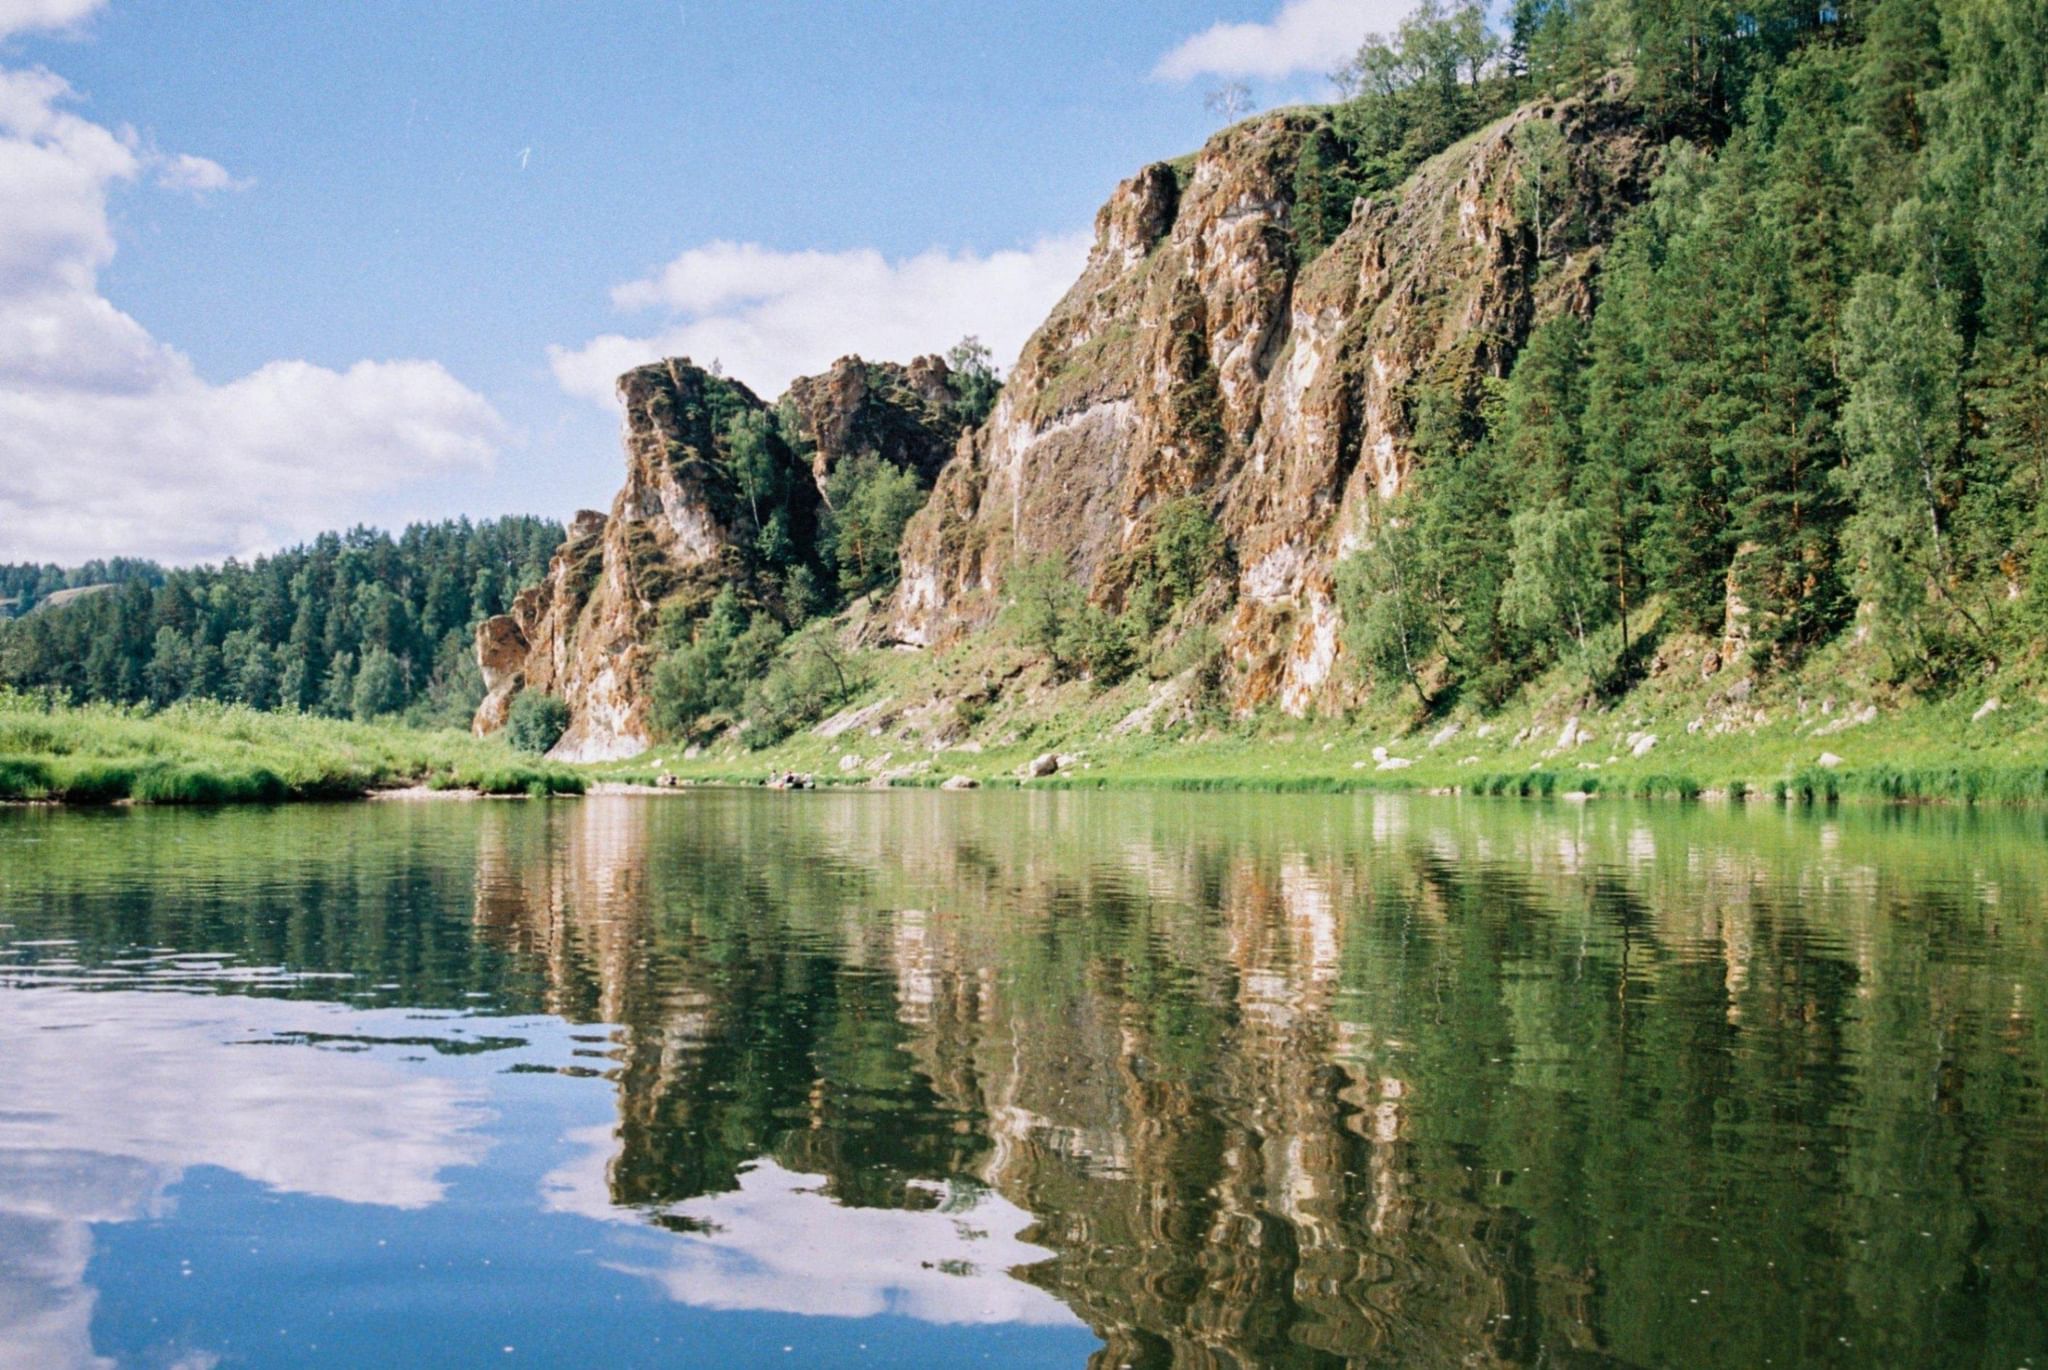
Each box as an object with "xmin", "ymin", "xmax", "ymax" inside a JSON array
[{"xmin": 0, "ymin": 692, "xmax": 583, "ymax": 804}]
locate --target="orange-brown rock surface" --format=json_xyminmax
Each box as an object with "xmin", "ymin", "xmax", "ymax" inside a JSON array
[
  {"xmin": 473, "ymin": 360, "xmax": 817, "ymax": 760},
  {"xmin": 479, "ymin": 82, "xmax": 1654, "ymax": 755},
  {"xmin": 891, "ymin": 79, "xmax": 1653, "ymax": 713},
  {"xmin": 473, "ymin": 350, "xmax": 972, "ymax": 758},
  {"xmin": 780, "ymin": 354, "xmax": 972, "ymax": 493}
]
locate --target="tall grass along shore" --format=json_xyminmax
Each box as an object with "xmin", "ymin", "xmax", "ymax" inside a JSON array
[{"xmin": 0, "ymin": 692, "xmax": 583, "ymax": 804}]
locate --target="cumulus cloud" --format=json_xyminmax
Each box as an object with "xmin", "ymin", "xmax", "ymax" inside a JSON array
[
  {"xmin": 0, "ymin": 65, "xmax": 503, "ymax": 564},
  {"xmin": 1153, "ymin": 0, "xmax": 1405, "ymax": 83},
  {"xmin": 549, "ymin": 232, "xmax": 1090, "ymax": 405},
  {"xmin": 0, "ymin": 0, "xmax": 107, "ymax": 41}
]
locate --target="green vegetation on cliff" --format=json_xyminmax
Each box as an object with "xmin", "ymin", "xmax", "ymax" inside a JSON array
[
  {"xmin": 629, "ymin": 0, "xmax": 2048, "ymax": 764},
  {"xmin": 596, "ymin": 608, "xmax": 2048, "ymax": 806},
  {"xmin": 1335, "ymin": 0, "xmax": 2048, "ymax": 715},
  {"xmin": 637, "ymin": 344, "xmax": 993, "ymax": 744}
]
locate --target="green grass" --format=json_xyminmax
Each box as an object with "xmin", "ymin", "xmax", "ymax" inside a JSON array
[
  {"xmin": 40, "ymin": 615, "xmax": 2035, "ymax": 811},
  {"xmin": 0, "ymin": 693, "xmax": 585, "ymax": 805},
  {"xmin": 580, "ymin": 613, "xmax": 2048, "ymax": 809}
]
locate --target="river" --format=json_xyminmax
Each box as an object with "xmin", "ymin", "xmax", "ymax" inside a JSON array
[{"xmin": 1, "ymin": 792, "xmax": 2042, "ymax": 1367}]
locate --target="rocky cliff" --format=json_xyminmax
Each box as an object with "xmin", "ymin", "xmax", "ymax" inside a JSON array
[
  {"xmin": 475, "ymin": 354, "xmax": 969, "ymax": 759},
  {"xmin": 892, "ymin": 78, "xmax": 1653, "ymax": 712},
  {"xmin": 480, "ymin": 79, "xmax": 1654, "ymax": 754},
  {"xmin": 780, "ymin": 354, "xmax": 972, "ymax": 493},
  {"xmin": 474, "ymin": 360, "xmax": 819, "ymax": 760}
]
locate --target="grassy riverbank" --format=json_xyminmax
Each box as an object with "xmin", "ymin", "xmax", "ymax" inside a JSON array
[
  {"xmin": 595, "ymin": 715, "xmax": 2048, "ymax": 805},
  {"xmin": 0, "ymin": 694, "xmax": 583, "ymax": 804},
  {"xmin": 9, "ymin": 631, "xmax": 2047, "ymax": 808},
  {"xmin": 587, "ymin": 621, "xmax": 2048, "ymax": 806}
]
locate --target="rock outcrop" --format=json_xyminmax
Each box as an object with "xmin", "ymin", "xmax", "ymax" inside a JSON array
[
  {"xmin": 780, "ymin": 354, "xmax": 972, "ymax": 493},
  {"xmin": 473, "ymin": 360, "xmax": 817, "ymax": 760},
  {"xmin": 481, "ymin": 80, "xmax": 1656, "ymax": 756},
  {"xmin": 891, "ymin": 78, "xmax": 1654, "ymax": 713},
  {"xmin": 474, "ymin": 354, "xmax": 963, "ymax": 759}
]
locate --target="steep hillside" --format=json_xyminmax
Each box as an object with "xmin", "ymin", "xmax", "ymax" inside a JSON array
[
  {"xmin": 484, "ymin": 8, "xmax": 2048, "ymax": 789},
  {"xmin": 479, "ymin": 79, "xmax": 1657, "ymax": 759},
  {"xmin": 892, "ymin": 77, "xmax": 1653, "ymax": 712},
  {"xmin": 475, "ymin": 363, "xmax": 807, "ymax": 760}
]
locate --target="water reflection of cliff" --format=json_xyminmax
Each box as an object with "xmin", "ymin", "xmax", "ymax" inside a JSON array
[{"xmin": 471, "ymin": 793, "xmax": 2048, "ymax": 1369}]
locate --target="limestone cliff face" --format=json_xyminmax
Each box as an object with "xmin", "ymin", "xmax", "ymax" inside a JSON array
[
  {"xmin": 473, "ymin": 360, "xmax": 816, "ymax": 761},
  {"xmin": 481, "ymin": 83, "xmax": 1653, "ymax": 756},
  {"xmin": 892, "ymin": 78, "xmax": 1653, "ymax": 713}
]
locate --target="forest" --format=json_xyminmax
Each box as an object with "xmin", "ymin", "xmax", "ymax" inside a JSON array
[
  {"xmin": 1332, "ymin": 0, "xmax": 2047, "ymax": 710},
  {"xmin": 0, "ymin": 519, "xmax": 562, "ymax": 727}
]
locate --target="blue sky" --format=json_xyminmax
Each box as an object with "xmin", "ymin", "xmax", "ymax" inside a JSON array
[{"xmin": 0, "ymin": 0, "xmax": 1406, "ymax": 563}]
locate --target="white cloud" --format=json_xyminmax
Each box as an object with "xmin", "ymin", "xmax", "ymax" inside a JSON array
[
  {"xmin": 550, "ymin": 233, "xmax": 1090, "ymax": 405},
  {"xmin": 0, "ymin": 65, "xmax": 503, "ymax": 564},
  {"xmin": 154, "ymin": 150, "xmax": 250, "ymax": 195},
  {"xmin": 1153, "ymin": 0, "xmax": 1404, "ymax": 83},
  {"xmin": 0, "ymin": 0, "xmax": 106, "ymax": 41}
]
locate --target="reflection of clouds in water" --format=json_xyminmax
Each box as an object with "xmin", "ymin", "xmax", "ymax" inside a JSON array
[
  {"xmin": 543, "ymin": 1132, "xmax": 1078, "ymax": 1327},
  {"xmin": 0, "ymin": 1168, "xmax": 131, "ymax": 1370},
  {"xmin": 0, "ymin": 990, "xmax": 490, "ymax": 1208},
  {"xmin": 0, "ymin": 989, "xmax": 495, "ymax": 1370}
]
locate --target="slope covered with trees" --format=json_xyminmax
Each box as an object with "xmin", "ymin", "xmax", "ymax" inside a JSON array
[
  {"xmin": 588, "ymin": 0, "xmax": 2048, "ymax": 787},
  {"xmin": 1337, "ymin": 0, "xmax": 2048, "ymax": 710}
]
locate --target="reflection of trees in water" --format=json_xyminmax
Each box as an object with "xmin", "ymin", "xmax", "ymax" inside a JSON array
[
  {"xmin": 5, "ymin": 797, "xmax": 2043, "ymax": 1363},
  {"xmin": 0, "ymin": 805, "xmax": 545, "ymax": 1008},
  {"xmin": 464, "ymin": 793, "xmax": 2048, "ymax": 1369}
]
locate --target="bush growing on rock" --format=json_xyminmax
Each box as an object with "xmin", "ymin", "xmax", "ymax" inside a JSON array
[
  {"xmin": 946, "ymin": 336, "xmax": 1002, "ymax": 428},
  {"xmin": 1008, "ymin": 556, "xmax": 1148, "ymax": 686},
  {"xmin": 1334, "ymin": 508, "xmax": 1443, "ymax": 706},
  {"xmin": 649, "ymin": 587, "xmax": 786, "ymax": 740},
  {"xmin": 1008, "ymin": 557, "xmax": 1086, "ymax": 676},
  {"xmin": 824, "ymin": 455, "xmax": 924, "ymax": 598},
  {"xmin": 1065, "ymin": 606, "xmax": 1140, "ymax": 686},
  {"xmin": 1125, "ymin": 498, "xmax": 1229, "ymax": 634},
  {"xmin": 1146, "ymin": 498, "xmax": 1227, "ymax": 607},
  {"xmin": 505, "ymin": 692, "xmax": 570, "ymax": 754}
]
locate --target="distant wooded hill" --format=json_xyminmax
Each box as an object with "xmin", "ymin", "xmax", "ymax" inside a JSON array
[{"xmin": 0, "ymin": 518, "xmax": 562, "ymax": 727}]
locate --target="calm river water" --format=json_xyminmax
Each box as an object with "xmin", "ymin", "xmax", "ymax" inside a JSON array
[{"xmin": 0, "ymin": 792, "xmax": 2042, "ymax": 1368}]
